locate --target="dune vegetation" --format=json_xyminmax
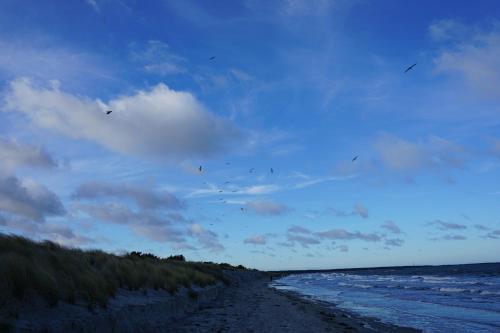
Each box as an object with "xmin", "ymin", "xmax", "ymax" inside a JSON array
[{"xmin": 0, "ymin": 234, "xmax": 245, "ymax": 310}]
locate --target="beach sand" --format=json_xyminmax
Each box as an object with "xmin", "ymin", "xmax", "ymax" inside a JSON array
[
  {"xmin": 4, "ymin": 272, "xmax": 421, "ymax": 332},
  {"xmin": 170, "ymin": 275, "xmax": 421, "ymax": 333}
]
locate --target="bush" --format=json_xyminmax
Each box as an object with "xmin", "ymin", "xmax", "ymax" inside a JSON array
[{"xmin": 167, "ymin": 255, "xmax": 185, "ymax": 262}]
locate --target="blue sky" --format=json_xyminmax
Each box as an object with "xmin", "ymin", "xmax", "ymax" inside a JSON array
[{"xmin": 1, "ymin": 0, "xmax": 500, "ymax": 270}]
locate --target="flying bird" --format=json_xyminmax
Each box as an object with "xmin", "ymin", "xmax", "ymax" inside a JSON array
[
  {"xmin": 225, "ymin": 162, "xmax": 231, "ymax": 165},
  {"xmin": 199, "ymin": 166, "xmax": 202, "ymax": 172},
  {"xmin": 209, "ymin": 56, "xmax": 216, "ymax": 61},
  {"xmin": 352, "ymin": 156, "xmax": 358, "ymax": 162},
  {"xmin": 404, "ymin": 63, "xmax": 417, "ymax": 73},
  {"xmin": 249, "ymin": 168, "xmax": 254, "ymax": 173},
  {"xmin": 270, "ymin": 168, "xmax": 274, "ymax": 174},
  {"xmin": 106, "ymin": 110, "xmax": 112, "ymax": 115}
]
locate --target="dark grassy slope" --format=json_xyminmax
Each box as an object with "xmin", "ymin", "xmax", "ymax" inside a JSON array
[{"xmin": 0, "ymin": 234, "xmax": 246, "ymax": 310}]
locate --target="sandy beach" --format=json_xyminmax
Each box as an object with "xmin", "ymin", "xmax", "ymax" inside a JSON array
[
  {"xmin": 4, "ymin": 270, "xmax": 421, "ymax": 332},
  {"xmin": 170, "ymin": 274, "xmax": 421, "ymax": 333}
]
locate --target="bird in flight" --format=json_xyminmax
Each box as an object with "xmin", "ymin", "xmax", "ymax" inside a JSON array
[
  {"xmin": 404, "ymin": 63, "xmax": 417, "ymax": 73},
  {"xmin": 249, "ymin": 168, "xmax": 254, "ymax": 173},
  {"xmin": 270, "ymin": 168, "xmax": 274, "ymax": 174},
  {"xmin": 209, "ymin": 56, "xmax": 216, "ymax": 61},
  {"xmin": 199, "ymin": 166, "xmax": 202, "ymax": 172},
  {"xmin": 352, "ymin": 156, "xmax": 358, "ymax": 162},
  {"xmin": 106, "ymin": 110, "xmax": 112, "ymax": 115}
]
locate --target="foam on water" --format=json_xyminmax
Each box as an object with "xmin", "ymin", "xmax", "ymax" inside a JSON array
[{"xmin": 271, "ymin": 264, "xmax": 500, "ymax": 333}]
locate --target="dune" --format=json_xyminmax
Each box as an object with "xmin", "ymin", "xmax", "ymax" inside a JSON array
[{"xmin": 0, "ymin": 235, "xmax": 418, "ymax": 332}]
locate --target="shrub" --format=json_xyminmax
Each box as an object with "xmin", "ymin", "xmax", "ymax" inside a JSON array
[{"xmin": 167, "ymin": 254, "xmax": 185, "ymax": 262}]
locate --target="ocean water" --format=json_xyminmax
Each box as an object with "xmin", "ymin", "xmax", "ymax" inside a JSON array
[{"xmin": 271, "ymin": 263, "xmax": 500, "ymax": 333}]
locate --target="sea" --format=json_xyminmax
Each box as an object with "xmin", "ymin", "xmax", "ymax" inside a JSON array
[{"xmin": 271, "ymin": 263, "xmax": 500, "ymax": 333}]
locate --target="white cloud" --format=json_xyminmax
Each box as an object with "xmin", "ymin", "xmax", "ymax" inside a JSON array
[
  {"xmin": 0, "ymin": 175, "xmax": 65, "ymax": 222},
  {"xmin": 483, "ymin": 230, "xmax": 500, "ymax": 239},
  {"xmin": 186, "ymin": 172, "xmax": 353, "ymax": 199},
  {"xmin": 288, "ymin": 225, "xmax": 311, "ymax": 234},
  {"xmin": 0, "ymin": 39, "xmax": 112, "ymax": 85},
  {"xmin": 73, "ymin": 181, "xmax": 183, "ymax": 210},
  {"xmin": 244, "ymin": 234, "xmax": 267, "ymax": 245},
  {"xmin": 186, "ymin": 183, "xmax": 280, "ymax": 198},
  {"xmin": 429, "ymin": 19, "xmax": 467, "ymax": 42},
  {"xmin": 0, "ymin": 138, "xmax": 65, "ymax": 229},
  {"xmin": 0, "ymin": 215, "xmax": 93, "ymax": 247},
  {"xmin": 336, "ymin": 244, "xmax": 348, "ymax": 252},
  {"xmin": 74, "ymin": 202, "xmax": 137, "ymax": 225},
  {"xmin": 287, "ymin": 234, "xmax": 320, "ymax": 248},
  {"xmin": 85, "ymin": 0, "xmax": 100, "ymax": 12},
  {"xmin": 428, "ymin": 219, "xmax": 467, "ymax": 230},
  {"xmin": 73, "ymin": 183, "xmax": 224, "ymax": 251},
  {"xmin": 374, "ymin": 133, "xmax": 464, "ymax": 173},
  {"xmin": 316, "ymin": 229, "xmax": 381, "ymax": 242},
  {"xmin": 385, "ymin": 238, "xmax": 404, "ymax": 247},
  {"xmin": 187, "ymin": 223, "xmax": 224, "ymax": 252},
  {"xmin": 245, "ymin": 200, "xmax": 289, "ymax": 216},
  {"xmin": 375, "ymin": 134, "xmax": 424, "ymax": 171},
  {"xmin": 130, "ymin": 40, "xmax": 187, "ymax": 76},
  {"xmin": 0, "ymin": 137, "xmax": 57, "ymax": 174},
  {"xmin": 244, "ymin": 184, "xmax": 281, "ymax": 195},
  {"xmin": 133, "ymin": 223, "xmax": 186, "ymax": 244},
  {"xmin": 381, "ymin": 220, "xmax": 403, "ymax": 234},
  {"xmin": 294, "ymin": 175, "xmax": 355, "ymax": 189},
  {"xmin": 433, "ymin": 23, "xmax": 500, "ymax": 99},
  {"xmin": 5, "ymin": 79, "xmax": 241, "ymax": 159},
  {"xmin": 243, "ymin": 128, "xmax": 291, "ymax": 153},
  {"xmin": 75, "ymin": 202, "xmax": 189, "ymax": 245},
  {"xmin": 326, "ymin": 203, "xmax": 369, "ymax": 219},
  {"xmin": 474, "ymin": 224, "xmax": 489, "ymax": 231},
  {"xmin": 430, "ymin": 234, "xmax": 467, "ymax": 241},
  {"xmin": 353, "ymin": 203, "xmax": 368, "ymax": 219},
  {"xmin": 230, "ymin": 69, "xmax": 253, "ymax": 82}
]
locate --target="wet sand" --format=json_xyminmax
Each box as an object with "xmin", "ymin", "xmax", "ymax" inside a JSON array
[{"xmin": 170, "ymin": 276, "xmax": 421, "ymax": 333}]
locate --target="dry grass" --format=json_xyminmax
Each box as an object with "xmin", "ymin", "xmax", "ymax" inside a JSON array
[{"xmin": 0, "ymin": 234, "xmax": 244, "ymax": 310}]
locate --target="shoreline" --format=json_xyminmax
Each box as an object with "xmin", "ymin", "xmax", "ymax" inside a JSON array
[
  {"xmin": 272, "ymin": 283, "xmax": 421, "ymax": 333},
  {"xmin": 169, "ymin": 274, "xmax": 421, "ymax": 332}
]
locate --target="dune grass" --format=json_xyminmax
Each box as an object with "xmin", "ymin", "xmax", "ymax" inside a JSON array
[{"xmin": 0, "ymin": 234, "xmax": 243, "ymax": 310}]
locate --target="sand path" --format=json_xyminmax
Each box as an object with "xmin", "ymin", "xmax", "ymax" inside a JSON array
[{"xmin": 170, "ymin": 277, "xmax": 332, "ymax": 332}]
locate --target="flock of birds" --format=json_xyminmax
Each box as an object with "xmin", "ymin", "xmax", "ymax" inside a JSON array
[{"xmin": 103, "ymin": 59, "xmax": 418, "ymax": 215}]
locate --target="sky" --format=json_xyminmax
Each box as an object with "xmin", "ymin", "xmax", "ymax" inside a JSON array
[{"xmin": 1, "ymin": 0, "xmax": 500, "ymax": 270}]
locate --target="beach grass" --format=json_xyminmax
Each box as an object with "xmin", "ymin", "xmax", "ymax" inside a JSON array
[{"xmin": 0, "ymin": 234, "xmax": 243, "ymax": 310}]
